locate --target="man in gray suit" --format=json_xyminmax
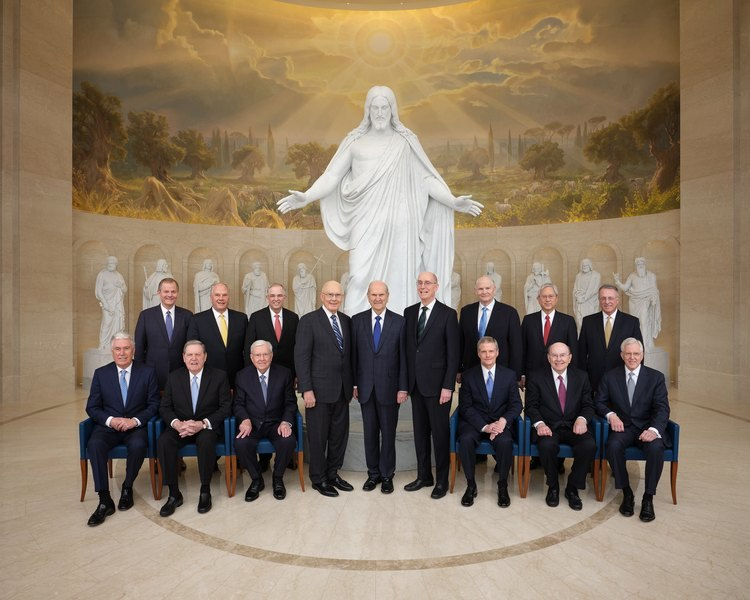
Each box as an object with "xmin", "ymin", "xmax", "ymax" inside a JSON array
[
  {"xmin": 295, "ymin": 280, "xmax": 354, "ymax": 497},
  {"xmin": 351, "ymin": 281, "xmax": 407, "ymax": 494}
]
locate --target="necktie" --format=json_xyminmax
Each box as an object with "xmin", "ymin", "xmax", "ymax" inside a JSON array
[
  {"xmin": 165, "ymin": 310, "xmax": 173, "ymax": 342},
  {"xmin": 486, "ymin": 371, "xmax": 494, "ymax": 401},
  {"xmin": 604, "ymin": 316, "xmax": 612, "ymax": 347},
  {"xmin": 119, "ymin": 370, "xmax": 128, "ymax": 407},
  {"xmin": 627, "ymin": 372, "xmax": 635, "ymax": 405},
  {"xmin": 260, "ymin": 374, "xmax": 268, "ymax": 404},
  {"xmin": 557, "ymin": 375, "xmax": 567, "ymax": 412},
  {"xmin": 274, "ymin": 313, "xmax": 282, "ymax": 342},
  {"xmin": 417, "ymin": 306, "xmax": 428, "ymax": 341},
  {"xmin": 373, "ymin": 315, "xmax": 382, "ymax": 350},
  {"xmin": 478, "ymin": 306, "xmax": 488, "ymax": 338},
  {"xmin": 191, "ymin": 375, "xmax": 199, "ymax": 413},
  {"xmin": 331, "ymin": 314, "xmax": 343, "ymax": 351},
  {"xmin": 218, "ymin": 313, "xmax": 228, "ymax": 346},
  {"xmin": 543, "ymin": 314, "xmax": 551, "ymax": 345}
]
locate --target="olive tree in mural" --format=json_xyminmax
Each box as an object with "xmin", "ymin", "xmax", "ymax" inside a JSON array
[
  {"xmin": 173, "ymin": 129, "xmax": 214, "ymax": 180},
  {"xmin": 127, "ymin": 111, "xmax": 184, "ymax": 183},
  {"xmin": 584, "ymin": 122, "xmax": 645, "ymax": 184},
  {"xmin": 231, "ymin": 145, "xmax": 266, "ymax": 181},
  {"xmin": 519, "ymin": 140, "xmax": 564, "ymax": 180},
  {"xmin": 72, "ymin": 82, "xmax": 127, "ymax": 196},
  {"xmin": 286, "ymin": 142, "xmax": 338, "ymax": 188}
]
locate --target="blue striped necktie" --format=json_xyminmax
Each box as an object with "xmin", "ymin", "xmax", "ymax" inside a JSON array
[{"xmin": 331, "ymin": 314, "xmax": 343, "ymax": 351}]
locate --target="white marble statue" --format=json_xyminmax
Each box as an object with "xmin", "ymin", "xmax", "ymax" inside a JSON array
[
  {"xmin": 277, "ymin": 85, "xmax": 483, "ymax": 315},
  {"xmin": 451, "ymin": 271, "xmax": 461, "ymax": 309},
  {"xmin": 485, "ymin": 262, "xmax": 502, "ymax": 303},
  {"xmin": 242, "ymin": 262, "xmax": 269, "ymax": 317},
  {"xmin": 142, "ymin": 258, "xmax": 173, "ymax": 310},
  {"xmin": 614, "ymin": 257, "xmax": 662, "ymax": 350},
  {"xmin": 193, "ymin": 259, "xmax": 220, "ymax": 312},
  {"xmin": 523, "ymin": 262, "xmax": 552, "ymax": 315},
  {"xmin": 340, "ymin": 271, "xmax": 351, "ymax": 294},
  {"xmin": 573, "ymin": 258, "xmax": 602, "ymax": 330},
  {"xmin": 95, "ymin": 256, "xmax": 127, "ymax": 350},
  {"xmin": 293, "ymin": 262, "xmax": 317, "ymax": 316}
]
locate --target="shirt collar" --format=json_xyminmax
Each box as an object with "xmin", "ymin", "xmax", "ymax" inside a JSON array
[
  {"xmin": 625, "ymin": 364, "xmax": 642, "ymax": 378},
  {"xmin": 481, "ymin": 364, "xmax": 496, "ymax": 379},
  {"xmin": 420, "ymin": 298, "xmax": 437, "ymax": 311},
  {"xmin": 479, "ymin": 299, "xmax": 495, "ymax": 311},
  {"xmin": 212, "ymin": 307, "xmax": 228, "ymax": 320}
]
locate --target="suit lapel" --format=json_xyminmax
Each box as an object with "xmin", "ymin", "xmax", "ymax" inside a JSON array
[
  {"xmin": 469, "ymin": 303, "xmax": 481, "ymax": 341},
  {"xmin": 318, "ymin": 309, "xmax": 340, "ymax": 350},
  {"xmin": 420, "ymin": 302, "xmax": 440, "ymax": 342},
  {"xmin": 545, "ymin": 370, "xmax": 563, "ymax": 417}
]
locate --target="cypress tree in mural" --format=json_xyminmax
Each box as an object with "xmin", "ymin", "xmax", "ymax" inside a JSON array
[
  {"xmin": 488, "ymin": 124, "xmax": 495, "ymax": 171},
  {"xmin": 267, "ymin": 125, "xmax": 276, "ymax": 173}
]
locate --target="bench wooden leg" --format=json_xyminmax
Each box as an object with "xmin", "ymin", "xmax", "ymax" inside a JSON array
[{"xmin": 80, "ymin": 459, "xmax": 88, "ymax": 502}]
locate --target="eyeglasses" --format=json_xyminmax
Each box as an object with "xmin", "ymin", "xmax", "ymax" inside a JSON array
[
  {"xmin": 549, "ymin": 353, "xmax": 570, "ymax": 359},
  {"xmin": 417, "ymin": 280, "xmax": 437, "ymax": 287},
  {"xmin": 251, "ymin": 352, "xmax": 272, "ymax": 359},
  {"xmin": 323, "ymin": 293, "xmax": 343, "ymax": 299}
]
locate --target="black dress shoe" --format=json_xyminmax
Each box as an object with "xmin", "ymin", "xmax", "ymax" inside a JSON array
[
  {"xmin": 461, "ymin": 485, "xmax": 478, "ymax": 507},
  {"xmin": 546, "ymin": 486, "xmax": 560, "ymax": 507},
  {"xmin": 430, "ymin": 484, "xmax": 448, "ymax": 499},
  {"xmin": 619, "ymin": 490, "xmax": 635, "ymax": 517},
  {"xmin": 159, "ymin": 493, "xmax": 183, "ymax": 517},
  {"xmin": 328, "ymin": 476, "xmax": 354, "ymax": 492},
  {"xmin": 404, "ymin": 478, "xmax": 434, "ymax": 492},
  {"xmin": 639, "ymin": 496, "xmax": 656, "ymax": 522},
  {"xmin": 381, "ymin": 477, "xmax": 394, "ymax": 494},
  {"xmin": 497, "ymin": 485, "xmax": 511, "ymax": 508},
  {"xmin": 312, "ymin": 482, "xmax": 339, "ymax": 497},
  {"xmin": 197, "ymin": 491, "xmax": 212, "ymax": 513},
  {"xmin": 87, "ymin": 499, "xmax": 115, "ymax": 526},
  {"xmin": 118, "ymin": 487, "xmax": 134, "ymax": 511},
  {"xmin": 362, "ymin": 476, "xmax": 382, "ymax": 491},
  {"xmin": 272, "ymin": 478, "xmax": 286, "ymax": 500},
  {"xmin": 245, "ymin": 477, "xmax": 265, "ymax": 502},
  {"xmin": 565, "ymin": 488, "xmax": 583, "ymax": 511}
]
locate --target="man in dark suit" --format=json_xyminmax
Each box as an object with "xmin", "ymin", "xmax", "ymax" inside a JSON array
[
  {"xmin": 459, "ymin": 275, "xmax": 522, "ymax": 381},
  {"xmin": 525, "ymin": 342, "xmax": 597, "ymax": 511},
  {"xmin": 243, "ymin": 283, "xmax": 300, "ymax": 472},
  {"xmin": 134, "ymin": 277, "xmax": 192, "ymax": 390},
  {"xmin": 234, "ymin": 340, "xmax": 297, "ymax": 501},
  {"xmin": 404, "ymin": 272, "xmax": 460, "ymax": 499},
  {"xmin": 351, "ymin": 281, "xmax": 407, "ymax": 494},
  {"xmin": 85, "ymin": 332, "xmax": 160, "ymax": 526},
  {"xmin": 187, "ymin": 282, "xmax": 247, "ymax": 388},
  {"xmin": 157, "ymin": 340, "xmax": 232, "ymax": 516},
  {"xmin": 596, "ymin": 338, "xmax": 670, "ymax": 522},
  {"xmin": 295, "ymin": 280, "xmax": 354, "ymax": 497},
  {"xmin": 520, "ymin": 283, "xmax": 578, "ymax": 377},
  {"xmin": 457, "ymin": 336, "xmax": 522, "ymax": 507},
  {"xmin": 578, "ymin": 284, "xmax": 643, "ymax": 397}
]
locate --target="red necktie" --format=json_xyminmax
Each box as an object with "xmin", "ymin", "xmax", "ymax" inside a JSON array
[
  {"xmin": 543, "ymin": 315, "xmax": 551, "ymax": 345},
  {"xmin": 274, "ymin": 313, "xmax": 282, "ymax": 342}
]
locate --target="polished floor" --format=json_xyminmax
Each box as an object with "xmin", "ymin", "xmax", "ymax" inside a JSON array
[{"xmin": 1, "ymin": 386, "xmax": 748, "ymax": 599}]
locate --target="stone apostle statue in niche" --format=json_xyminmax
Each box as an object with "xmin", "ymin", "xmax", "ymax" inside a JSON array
[
  {"xmin": 95, "ymin": 256, "xmax": 127, "ymax": 350},
  {"xmin": 242, "ymin": 262, "xmax": 269, "ymax": 317},
  {"xmin": 142, "ymin": 258, "xmax": 173, "ymax": 310},
  {"xmin": 614, "ymin": 257, "xmax": 661, "ymax": 350},
  {"xmin": 572, "ymin": 258, "xmax": 601, "ymax": 329},
  {"xmin": 193, "ymin": 259, "xmax": 220, "ymax": 312},
  {"xmin": 277, "ymin": 85, "xmax": 483, "ymax": 315},
  {"xmin": 485, "ymin": 261, "xmax": 503, "ymax": 303},
  {"xmin": 523, "ymin": 262, "xmax": 552, "ymax": 315},
  {"xmin": 293, "ymin": 262, "xmax": 317, "ymax": 316}
]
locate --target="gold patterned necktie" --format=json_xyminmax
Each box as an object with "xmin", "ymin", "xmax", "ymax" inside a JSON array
[
  {"xmin": 604, "ymin": 316, "xmax": 612, "ymax": 347},
  {"xmin": 219, "ymin": 313, "xmax": 228, "ymax": 346}
]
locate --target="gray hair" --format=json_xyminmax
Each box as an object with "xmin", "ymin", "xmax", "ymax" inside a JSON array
[
  {"xmin": 183, "ymin": 339, "xmax": 206, "ymax": 353},
  {"xmin": 477, "ymin": 336, "xmax": 499, "ymax": 352},
  {"xmin": 250, "ymin": 339, "xmax": 273, "ymax": 354},
  {"xmin": 538, "ymin": 283, "xmax": 559, "ymax": 298},
  {"xmin": 620, "ymin": 337, "xmax": 644, "ymax": 353},
  {"xmin": 110, "ymin": 331, "xmax": 133, "ymax": 347}
]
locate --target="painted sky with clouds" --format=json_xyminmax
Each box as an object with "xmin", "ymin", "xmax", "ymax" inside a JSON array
[{"xmin": 74, "ymin": 0, "xmax": 678, "ymax": 147}]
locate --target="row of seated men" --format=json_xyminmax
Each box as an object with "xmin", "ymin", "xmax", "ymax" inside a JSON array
[{"xmin": 84, "ymin": 273, "xmax": 670, "ymax": 527}]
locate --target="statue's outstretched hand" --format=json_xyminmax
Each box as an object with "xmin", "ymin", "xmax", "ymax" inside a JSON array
[
  {"xmin": 277, "ymin": 190, "xmax": 308, "ymax": 214},
  {"xmin": 455, "ymin": 195, "xmax": 483, "ymax": 217}
]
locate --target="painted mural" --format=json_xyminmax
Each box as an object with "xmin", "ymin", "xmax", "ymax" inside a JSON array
[{"xmin": 73, "ymin": 0, "xmax": 679, "ymax": 228}]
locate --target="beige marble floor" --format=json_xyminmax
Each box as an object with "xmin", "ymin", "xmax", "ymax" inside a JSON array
[{"xmin": 1, "ymin": 387, "xmax": 748, "ymax": 600}]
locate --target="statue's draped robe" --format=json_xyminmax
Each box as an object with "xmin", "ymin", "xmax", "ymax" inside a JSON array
[
  {"xmin": 573, "ymin": 270, "xmax": 601, "ymax": 329},
  {"xmin": 626, "ymin": 272, "xmax": 661, "ymax": 349},
  {"xmin": 320, "ymin": 130, "xmax": 454, "ymax": 315}
]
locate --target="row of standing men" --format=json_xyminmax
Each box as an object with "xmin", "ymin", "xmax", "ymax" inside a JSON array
[{"xmin": 85, "ymin": 272, "xmax": 669, "ymax": 526}]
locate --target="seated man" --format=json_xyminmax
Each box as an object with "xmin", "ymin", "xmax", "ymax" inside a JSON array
[
  {"xmin": 525, "ymin": 342, "xmax": 597, "ymax": 511},
  {"xmin": 85, "ymin": 331, "xmax": 160, "ymax": 526},
  {"xmin": 234, "ymin": 340, "xmax": 297, "ymax": 501},
  {"xmin": 457, "ymin": 336, "xmax": 522, "ymax": 508},
  {"xmin": 157, "ymin": 340, "xmax": 231, "ymax": 516},
  {"xmin": 596, "ymin": 337, "xmax": 670, "ymax": 522}
]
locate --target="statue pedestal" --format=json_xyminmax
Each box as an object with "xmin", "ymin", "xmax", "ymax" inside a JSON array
[
  {"xmin": 644, "ymin": 346, "xmax": 670, "ymax": 383},
  {"xmin": 82, "ymin": 348, "xmax": 111, "ymax": 390}
]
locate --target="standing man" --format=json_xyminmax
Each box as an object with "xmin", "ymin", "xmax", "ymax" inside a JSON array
[
  {"xmin": 459, "ymin": 275, "xmax": 522, "ymax": 381},
  {"xmin": 157, "ymin": 340, "xmax": 231, "ymax": 516},
  {"xmin": 457, "ymin": 336, "xmax": 522, "ymax": 508},
  {"xmin": 234, "ymin": 341, "xmax": 297, "ymax": 502},
  {"xmin": 187, "ymin": 282, "xmax": 247, "ymax": 388},
  {"xmin": 403, "ymin": 272, "xmax": 460, "ymax": 499},
  {"xmin": 295, "ymin": 280, "xmax": 354, "ymax": 497},
  {"xmin": 85, "ymin": 332, "xmax": 160, "ymax": 526},
  {"xmin": 596, "ymin": 338, "xmax": 670, "ymax": 522},
  {"xmin": 578, "ymin": 284, "xmax": 643, "ymax": 396},
  {"xmin": 351, "ymin": 281, "xmax": 408, "ymax": 494},
  {"xmin": 134, "ymin": 277, "xmax": 192, "ymax": 390},
  {"xmin": 524, "ymin": 342, "xmax": 597, "ymax": 511}
]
